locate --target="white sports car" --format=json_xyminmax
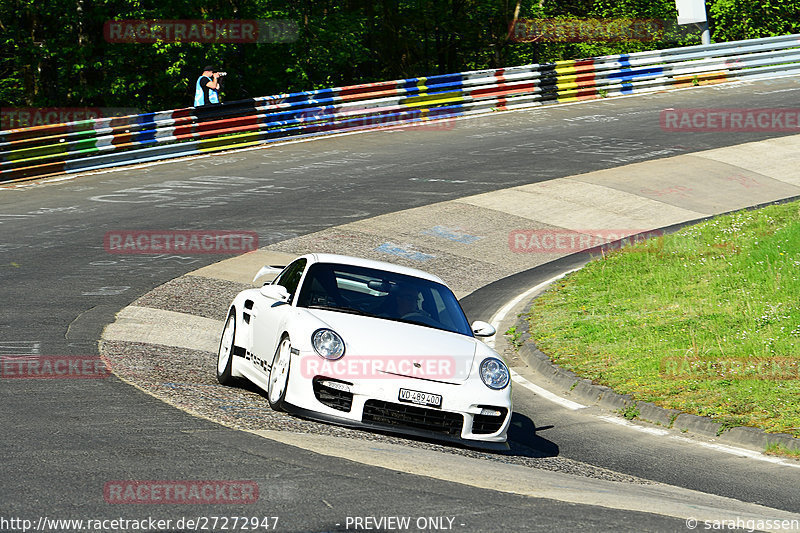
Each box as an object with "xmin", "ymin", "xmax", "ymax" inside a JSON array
[{"xmin": 216, "ymin": 253, "xmax": 512, "ymax": 449}]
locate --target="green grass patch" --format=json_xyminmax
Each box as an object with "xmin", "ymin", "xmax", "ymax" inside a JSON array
[
  {"xmin": 527, "ymin": 200, "xmax": 800, "ymax": 437},
  {"xmin": 619, "ymin": 403, "xmax": 640, "ymax": 420},
  {"xmin": 765, "ymin": 442, "xmax": 800, "ymax": 458},
  {"xmin": 505, "ymin": 325, "xmax": 523, "ymax": 348}
]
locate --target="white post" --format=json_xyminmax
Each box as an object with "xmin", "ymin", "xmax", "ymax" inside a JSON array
[{"xmin": 699, "ymin": 22, "xmax": 710, "ymax": 45}]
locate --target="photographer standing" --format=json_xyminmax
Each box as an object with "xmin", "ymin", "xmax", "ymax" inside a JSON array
[{"xmin": 194, "ymin": 65, "xmax": 223, "ymax": 107}]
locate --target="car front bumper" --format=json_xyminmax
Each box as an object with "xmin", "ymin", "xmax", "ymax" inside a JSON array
[{"xmin": 284, "ymin": 354, "xmax": 512, "ymax": 449}]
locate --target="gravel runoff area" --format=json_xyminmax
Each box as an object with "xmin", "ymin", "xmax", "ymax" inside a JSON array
[
  {"xmin": 131, "ymin": 275, "xmax": 249, "ymax": 321},
  {"xmin": 100, "ymin": 274, "xmax": 655, "ymax": 485}
]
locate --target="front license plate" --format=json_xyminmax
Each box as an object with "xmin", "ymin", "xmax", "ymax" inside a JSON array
[{"xmin": 398, "ymin": 388, "xmax": 442, "ymax": 408}]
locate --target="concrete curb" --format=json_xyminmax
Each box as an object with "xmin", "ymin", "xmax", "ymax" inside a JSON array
[{"xmin": 512, "ymin": 310, "xmax": 800, "ymax": 454}]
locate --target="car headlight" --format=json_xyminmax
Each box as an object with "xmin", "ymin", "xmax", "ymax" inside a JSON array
[
  {"xmin": 312, "ymin": 329, "xmax": 345, "ymax": 360},
  {"xmin": 479, "ymin": 357, "xmax": 509, "ymax": 390}
]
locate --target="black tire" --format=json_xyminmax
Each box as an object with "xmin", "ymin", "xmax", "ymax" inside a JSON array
[{"xmin": 216, "ymin": 311, "xmax": 237, "ymax": 385}]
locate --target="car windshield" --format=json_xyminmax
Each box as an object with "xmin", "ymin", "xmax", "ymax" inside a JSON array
[{"xmin": 296, "ymin": 262, "xmax": 473, "ymax": 336}]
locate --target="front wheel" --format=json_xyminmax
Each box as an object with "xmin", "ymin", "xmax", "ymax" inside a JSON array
[
  {"xmin": 216, "ymin": 312, "xmax": 237, "ymax": 385},
  {"xmin": 267, "ymin": 336, "xmax": 292, "ymax": 411}
]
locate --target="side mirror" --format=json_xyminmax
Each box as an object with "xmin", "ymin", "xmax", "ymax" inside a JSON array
[
  {"xmin": 260, "ymin": 284, "xmax": 290, "ymax": 302},
  {"xmin": 367, "ymin": 280, "xmax": 392, "ymax": 293},
  {"xmin": 471, "ymin": 320, "xmax": 496, "ymax": 337}
]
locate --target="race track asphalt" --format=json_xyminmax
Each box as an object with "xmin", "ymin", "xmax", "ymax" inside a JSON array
[{"xmin": 2, "ymin": 76, "xmax": 800, "ymax": 531}]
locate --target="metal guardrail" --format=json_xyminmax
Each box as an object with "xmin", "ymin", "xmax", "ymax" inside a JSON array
[{"xmin": 2, "ymin": 33, "xmax": 799, "ymax": 182}]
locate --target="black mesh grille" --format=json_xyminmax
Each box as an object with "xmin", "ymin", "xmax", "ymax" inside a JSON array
[
  {"xmin": 313, "ymin": 378, "xmax": 353, "ymax": 412},
  {"xmin": 362, "ymin": 400, "xmax": 463, "ymax": 437},
  {"xmin": 472, "ymin": 406, "xmax": 508, "ymax": 434}
]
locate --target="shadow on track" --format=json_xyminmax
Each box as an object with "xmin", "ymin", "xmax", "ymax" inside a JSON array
[
  {"xmin": 234, "ymin": 379, "xmax": 559, "ymax": 458},
  {"xmin": 504, "ymin": 412, "xmax": 559, "ymax": 458}
]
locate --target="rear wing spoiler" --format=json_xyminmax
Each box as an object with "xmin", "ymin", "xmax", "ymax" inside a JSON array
[{"xmin": 253, "ymin": 265, "xmax": 285, "ymax": 284}]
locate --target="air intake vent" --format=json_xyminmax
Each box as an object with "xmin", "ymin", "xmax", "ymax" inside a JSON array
[
  {"xmin": 312, "ymin": 377, "xmax": 353, "ymax": 412},
  {"xmin": 362, "ymin": 400, "xmax": 463, "ymax": 437},
  {"xmin": 472, "ymin": 406, "xmax": 508, "ymax": 434}
]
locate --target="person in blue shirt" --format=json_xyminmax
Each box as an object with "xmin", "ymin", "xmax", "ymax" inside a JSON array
[{"xmin": 194, "ymin": 65, "xmax": 221, "ymax": 107}]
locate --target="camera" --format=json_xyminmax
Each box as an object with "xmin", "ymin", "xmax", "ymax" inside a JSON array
[{"xmin": 216, "ymin": 71, "xmax": 228, "ymax": 77}]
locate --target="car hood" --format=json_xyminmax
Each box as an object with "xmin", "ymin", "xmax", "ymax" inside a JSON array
[{"xmin": 304, "ymin": 309, "xmax": 478, "ymax": 383}]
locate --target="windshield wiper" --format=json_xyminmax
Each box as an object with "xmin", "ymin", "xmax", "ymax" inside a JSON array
[{"xmin": 307, "ymin": 304, "xmax": 367, "ymax": 316}]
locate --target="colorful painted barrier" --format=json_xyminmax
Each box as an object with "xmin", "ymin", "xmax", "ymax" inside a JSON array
[{"xmin": 2, "ymin": 33, "xmax": 799, "ymax": 182}]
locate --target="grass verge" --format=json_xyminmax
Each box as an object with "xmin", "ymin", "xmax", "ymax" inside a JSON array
[
  {"xmin": 527, "ymin": 200, "xmax": 800, "ymax": 437},
  {"xmin": 765, "ymin": 443, "xmax": 800, "ymax": 458}
]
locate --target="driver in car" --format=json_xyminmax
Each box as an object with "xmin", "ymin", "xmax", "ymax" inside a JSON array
[{"xmin": 395, "ymin": 287, "xmax": 431, "ymax": 319}]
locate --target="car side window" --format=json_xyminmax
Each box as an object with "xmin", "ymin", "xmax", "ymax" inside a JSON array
[{"xmin": 274, "ymin": 259, "xmax": 307, "ymax": 300}]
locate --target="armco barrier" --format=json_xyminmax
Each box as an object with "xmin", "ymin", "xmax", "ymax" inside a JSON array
[{"xmin": 2, "ymin": 33, "xmax": 800, "ymax": 182}]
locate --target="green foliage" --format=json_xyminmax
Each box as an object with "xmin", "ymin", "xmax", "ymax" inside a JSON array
[
  {"xmin": 708, "ymin": 0, "xmax": 800, "ymax": 41},
  {"xmin": 1, "ymin": 0, "xmax": 799, "ymax": 113}
]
